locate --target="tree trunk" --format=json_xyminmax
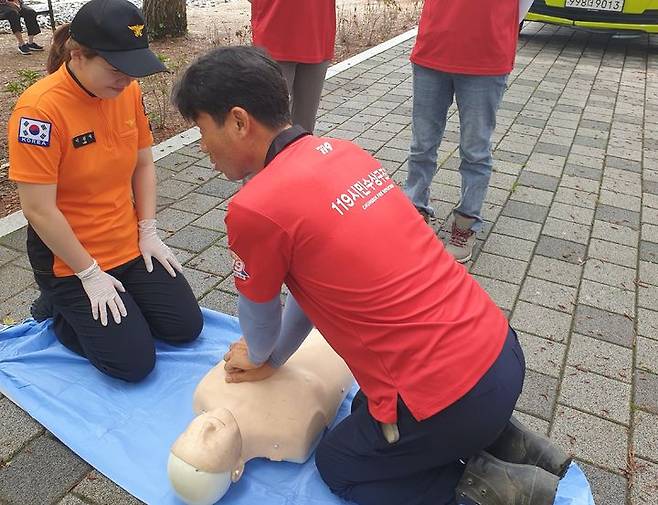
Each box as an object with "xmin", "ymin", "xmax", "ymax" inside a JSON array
[{"xmin": 143, "ymin": 0, "xmax": 187, "ymax": 40}]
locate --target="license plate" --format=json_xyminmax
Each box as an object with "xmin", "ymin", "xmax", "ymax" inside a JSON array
[{"xmin": 565, "ymin": 0, "xmax": 624, "ymax": 11}]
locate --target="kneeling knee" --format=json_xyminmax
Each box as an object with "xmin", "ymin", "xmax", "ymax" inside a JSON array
[
  {"xmin": 315, "ymin": 443, "xmax": 349, "ymax": 497},
  {"xmin": 158, "ymin": 307, "xmax": 203, "ymax": 344},
  {"xmin": 95, "ymin": 347, "xmax": 155, "ymax": 383}
]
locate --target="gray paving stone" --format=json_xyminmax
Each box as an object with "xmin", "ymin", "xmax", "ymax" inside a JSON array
[
  {"xmin": 517, "ymin": 331, "xmax": 565, "ymax": 378},
  {"xmin": 559, "ymin": 366, "xmax": 631, "ymax": 424},
  {"xmin": 515, "ymin": 370, "xmax": 558, "ymax": 421},
  {"xmin": 574, "ymin": 303, "xmax": 635, "ymax": 348},
  {"xmin": 0, "ymin": 398, "xmax": 43, "ymax": 462},
  {"xmin": 638, "ymin": 308, "xmax": 658, "ymax": 342},
  {"xmin": 155, "ymin": 152, "xmax": 197, "ymax": 171},
  {"xmin": 548, "ymin": 201, "xmax": 595, "ymax": 225},
  {"xmin": 535, "ymin": 236, "xmax": 587, "ymax": 265},
  {"xmin": 642, "ymin": 223, "xmax": 658, "ymax": 244},
  {"xmin": 588, "ymin": 238, "xmax": 638, "ymax": 268},
  {"xmin": 541, "ymin": 217, "xmax": 591, "ymax": 245},
  {"xmin": 591, "ymin": 219, "xmax": 639, "ymax": 248},
  {"xmin": 471, "ymin": 275, "xmax": 520, "ymax": 312},
  {"xmin": 0, "ymin": 435, "xmax": 90, "ymax": 505},
  {"xmin": 375, "ymin": 146, "xmax": 408, "ymax": 163},
  {"xmin": 578, "ymin": 462, "xmax": 628, "ymax": 505},
  {"xmin": 511, "ymin": 301, "xmax": 571, "ymax": 344},
  {"xmin": 164, "ymin": 226, "xmax": 221, "ymax": 253},
  {"xmin": 512, "ymin": 411, "xmax": 550, "ymax": 437},
  {"xmin": 637, "ymin": 283, "xmax": 658, "ymax": 311},
  {"xmin": 500, "ymin": 200, "xmax": 549, "ymax": 223},
  {"xmin": 175, "ymin": 142, "xmax": 204, "ymax": 159},
  {"xmin": 196, "ymin": 178, "xmax": 241, "ymax": 200},
  {"xmin": 631, "ymin": 459, "xmax": 658, "ymax": 504},
  {"xmin": 563, "ymin": 163, "xmax": 602, "ymax": 181},
  {"xmin": 72, "ymin": 470, "xmax": 143, "ymax": 505},
  {"xmin": 1, "ymin": 286, "xmax": 39, "ymax": 324},
  {"xmin": 155, "ymin": 208, "xmax": 198, "ymax": 233},
  {"xmin": 637, "ymin": 337, "xmax": 658, "ymax": 375},
  {"xmin": 58, "ymin": 495, "xmax": 89, "ymax": 505},
  {"xmin": 481, "ymin": 234, "xmax": 535, "ymax": 262},
  {"xmin": 492, "ymin": 216, "xmax": 542, "ymax": 241},
  {"xmin": 0, "ymin": 227, "xmax": 27, "ymax": 252},
  {"xmin": 528, "ymin": 255, "xmax": 582, "ymax": 288},
  {"xmin": 170, "ymin": 248, "xmax": 195, "ymax": 266},
  {"xmin": 172, "ymin": 164, "xmax": 217, "ymax": 185},
  {"xmin": 639, "ymin": 240, "xmax": 658, "ymax": 262},
  {"xmin": 156, "ymin": 178, "xmax": 197, "ymax": 200},
  {"xmin": 595, "ymin": 203, "xmax": 640, "ymax": 230},
  {"xmin": 170, "ymin": 192, "xmax": 222, "ymax": 216},
  {"xmin": 567, "ymin": 332, "xmax": 633, "ymax": 383},
  {"xmin": 0, "ymin": 245, "xmax": 19, "ymax": 267},
  {"xmin": 550, "ymin": 406, "xmax": 628, "ymax": 472},
  {"xmin": 509, "ymin": 186, "xmax": 554, "ymax": 207},
  {"xmin": 520, "ymin": 276, "xmax": 577, "ymax": 314},
  {"xmin": 578, "ymin": 279, "xmax": 634, "ymax": 316},
  {"xmin": 471, "ymin": 252, "xmax": 528, "ymax": 284},
  {"xmin": 635, "ymin": 370, "xmax": 658, "ymax": 416},
  {"xmin": 199, "ymin": 289, "xmax": 238, "ymax": 316},
  {"xmin": 192, "ymin": 208, "xmax": 227, "ymax": 234},
  {"xmin": 0, "ymin": 265, "xmax": 35, "ymax": 303},
  {"xmin": 583, "ymin": 259, "xmax": 636, "ymax": 291},
  {"xmin": 186, "ymin": 246, "xmax": 233, "ymax": 278},
  {"xmin": 182, "ymin": 268, "xmax": 222, "ymax": 299},
  {"xmin": 518, "ymin": 171, "xmax": 560, "ymax": 192},
  {"xmin": 599, "ymin": 189, "xmax": 642, "ymax": 212},
  {"xmin": 633, "ymin": 410, "xmax": 658, "ymax": 463}
]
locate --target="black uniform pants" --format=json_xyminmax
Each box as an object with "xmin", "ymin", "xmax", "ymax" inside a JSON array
[
  {"xmin": 35, "ymin": 256, "xmax": 203, "ymax": 382},
  {"xmin": 315, "ymin": 327, "xmax": 526, "ymax": 505},
  {"xmin": 0, "ymin": 6, "xmax": 41, "ymax": 36}
]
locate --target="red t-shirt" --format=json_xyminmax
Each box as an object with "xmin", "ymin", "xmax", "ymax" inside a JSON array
[
  {"xmin": 250, "ymin": 0, "xmax": 336, "ymax": 63},
  {"xmin": 226, "ymin": 132, "xmax": 508, "ymax": 423},
  {"xmin": 411, "ymin": 0, "xmax": 519, "ymax": 76}
]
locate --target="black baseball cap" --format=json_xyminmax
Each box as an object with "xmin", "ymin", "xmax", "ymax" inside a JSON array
[{"xmin": 70, "ymin": 0, "xmax": 167, "ymax": 78}]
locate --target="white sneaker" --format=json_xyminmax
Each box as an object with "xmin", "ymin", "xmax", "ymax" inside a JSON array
[{"xmin": 444, "ymin": 213, "xmax": 477, "ymax": 263}]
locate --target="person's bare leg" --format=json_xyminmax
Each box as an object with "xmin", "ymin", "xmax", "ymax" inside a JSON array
[{"xmin": 14, "ymin": 32, "xmax": 25, "ymax": 45}]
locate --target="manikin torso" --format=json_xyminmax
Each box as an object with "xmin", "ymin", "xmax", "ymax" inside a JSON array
[{"xmin": 168, "ymin": 330, "xmax": 354, "ymax": 505}]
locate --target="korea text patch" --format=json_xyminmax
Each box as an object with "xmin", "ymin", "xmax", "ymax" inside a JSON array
[{"xmin": 18, "ymin": 117, "xmax": 52, "ymax": 147}]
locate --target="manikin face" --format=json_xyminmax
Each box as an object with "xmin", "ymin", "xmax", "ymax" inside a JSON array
[
  {"xmin": 70, "ymin": 53, "xmax": 134, "ymax": 99},
  {"xmin": 168, "ymin": 409, "xmax": 244, "ymax": 505},
  {"xmin": 195, "ymin": 111, "xmax": 253, "ymax": 182}
]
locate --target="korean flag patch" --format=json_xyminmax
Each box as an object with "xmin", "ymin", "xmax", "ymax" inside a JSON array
[{"xmin": 18, "ymin": 117, "xmax": 52, "ymax": 147}]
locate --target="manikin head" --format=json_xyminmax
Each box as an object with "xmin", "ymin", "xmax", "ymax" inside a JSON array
[
  {"xmin": 172, "ymin": 46, "xmax": 292, "ymax": 182},
  {"xmin": 168, "ymin": 408, "xmax": 245, "ymax": 505}
]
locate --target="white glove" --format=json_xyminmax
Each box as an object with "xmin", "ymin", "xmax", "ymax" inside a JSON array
[
  {"xmin": 138, "ymin": 219, "xmax": 182, "ymax": 277},
  {"xmin": 75, "ymin": 259, "xmax": 128, "ymax": 326}
]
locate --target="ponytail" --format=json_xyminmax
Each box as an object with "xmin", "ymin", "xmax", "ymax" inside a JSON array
[{"xmin": 46, "ymin": 23, "xmax": 98, "ymax": 74}]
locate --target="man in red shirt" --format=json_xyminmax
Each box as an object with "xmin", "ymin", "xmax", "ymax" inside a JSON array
[
  {"xmin": 173, "ymin": 46, "xmax": 568, "ymax": 505},
  {"xmin": 248, "ymin": 0, "xmax": 335, "ymax": 132},
  {"xmin": 405, "ymin": 0, "xmax": 519, "ymax": 263}
]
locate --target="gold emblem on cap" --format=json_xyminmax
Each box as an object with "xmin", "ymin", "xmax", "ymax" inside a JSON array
[{"xmin": 128, "ymin": 24, "xmax": 145, "ymax": 37}]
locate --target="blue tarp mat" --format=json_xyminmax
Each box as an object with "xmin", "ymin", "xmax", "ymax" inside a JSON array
[{"xmin": 0, "ymin": 309, "xmax": 594, "ymax": 504}]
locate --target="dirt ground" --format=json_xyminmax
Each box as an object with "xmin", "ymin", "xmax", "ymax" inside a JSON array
[{"xmin": 0, "ymin": 0, "xmax": 421, "ymax": 218}]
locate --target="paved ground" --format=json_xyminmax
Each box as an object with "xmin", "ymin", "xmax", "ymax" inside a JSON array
[{"xmin": 1, "ymin": 22, "xmax": 658, "ymax": 505}]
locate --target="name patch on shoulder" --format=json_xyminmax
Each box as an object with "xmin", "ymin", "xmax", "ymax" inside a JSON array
[
  {"xmin": 72, "ymin": 131, "xmax": 96, "ymax": 149},
  {"xmin": 18, "ymin": 117, "xmax": 51, "ymax": 147}
]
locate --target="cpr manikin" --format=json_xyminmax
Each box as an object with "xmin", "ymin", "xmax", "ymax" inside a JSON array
[{"xmin": 168, "ymin": 330, "xmax": 354, "ymax": 505}]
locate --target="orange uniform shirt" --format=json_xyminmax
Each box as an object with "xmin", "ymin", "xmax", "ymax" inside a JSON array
[{"xmin": 8, "ymin": 64, "xmax": 153, "ymax": 277}]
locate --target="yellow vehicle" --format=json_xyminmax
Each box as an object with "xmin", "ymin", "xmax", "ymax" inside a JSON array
[{"xmin": 525, "ymin": 0, "xmax": 658, "ymax": 33}]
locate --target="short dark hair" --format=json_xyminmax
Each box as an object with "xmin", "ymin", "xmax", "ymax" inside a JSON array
[{"xmin": 172, "ymin": 46, "xmax": 291, "ymax": 129}]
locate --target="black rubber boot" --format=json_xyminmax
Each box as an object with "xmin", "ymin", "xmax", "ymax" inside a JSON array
[
  {"xmin": 456, "ymin": 451, "xmax": 558, "ymax": 505},
  {"xmin": 486, "ymin": 416, "xmax": 572, "ymax": 478},
  {"xmin": 30, "ymin": 291, "xmax": 54, "ymax": 322}
]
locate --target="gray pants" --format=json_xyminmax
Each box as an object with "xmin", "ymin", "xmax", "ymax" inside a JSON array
[{"xmin": 278, "ymin": 60, "xmax": 330, "ymax": 133}]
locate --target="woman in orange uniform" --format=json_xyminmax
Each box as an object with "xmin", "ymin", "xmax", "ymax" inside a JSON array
[{"xmin": 8, "ymin": 0, "xmax": 202, "ymax": 382}]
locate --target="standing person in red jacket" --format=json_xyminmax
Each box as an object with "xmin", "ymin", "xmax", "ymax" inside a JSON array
[
  {"xmin": 404, "ymin": 0, "xmax": 519, "ymax": 263},
  {"xmin": 248, "ymin": 0, "xmax": 335, "ymax": 132}
]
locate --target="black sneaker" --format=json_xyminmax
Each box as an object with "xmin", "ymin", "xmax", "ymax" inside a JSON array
[
  {"xmin": 30, "ymin": 292, "xmax": 54, "ymax": 322},
  {"xmin": 18, "ymin": 44, "xmax": 32, "ymax": 55},
  {"xmin": 27, "ymin": 42, "xmax": 44, "ymax": 51}
]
